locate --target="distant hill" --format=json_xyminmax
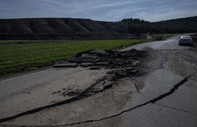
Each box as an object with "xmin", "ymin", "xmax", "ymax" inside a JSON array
[
  {"xmin": 122, "ymin": 16, "xmax": 197, "ymax": 35},
  {"xmin": 0, "ymin": 16, "xmax": 196, "ymax": 40},
  {"xmin": 0, "ymin": 18, "xmax": 127, "ymax": 40},
  {"xmin": 151, "ymin": 16, "xmax": 197, "ymax": 33}
]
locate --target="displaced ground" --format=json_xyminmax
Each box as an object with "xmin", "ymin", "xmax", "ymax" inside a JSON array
[
  {"xmin": 0, "ymin": 39, "xmax": 150, "ymax": 78},
  {"xmin": 0, "ymin": 48, "xmax": 150, "ymax": 125},
  {"xmin": 0, "ymin": 34, "xmax": 197, "ymax": 126}
]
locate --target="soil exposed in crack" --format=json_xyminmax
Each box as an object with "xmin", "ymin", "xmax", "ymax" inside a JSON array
[
  {"xmin": 52, "ymin": 49, "xmax": 147, "ymax": 98},
  {"xmin": 54, "ymin": 49, "xmax": 147, "ymax": 69}
]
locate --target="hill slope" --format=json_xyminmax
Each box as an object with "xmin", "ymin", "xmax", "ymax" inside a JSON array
[
  {"xmin": 122, "ymin": 16, "xmax": 197, "ymax": 34},
  {"xmin": 0, "ymin": 16, "xmax": 196, "ymax": 40},
  {"xmin": 150, "ymin": 16, "xmax": 197, "ymax": 33},
  {"xmin": 0, "ymin": 18, "xmax": 127, "ymax": 40}
]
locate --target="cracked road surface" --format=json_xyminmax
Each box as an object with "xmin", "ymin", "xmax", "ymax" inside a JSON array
[
  {"xmin": 0, "ymin": 34, "xmax": 197, "ymax": 127},
  {"xmin": 121, "ymin": 34, "xmax": 197, "ymax": 127}
]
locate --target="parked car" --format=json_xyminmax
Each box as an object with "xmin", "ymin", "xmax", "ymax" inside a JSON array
[{"xmin": 179, "ymin": 35, "xmax": 193, "ymax": 46}]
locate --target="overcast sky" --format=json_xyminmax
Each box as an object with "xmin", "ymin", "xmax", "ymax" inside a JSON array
[{"xmin": 0, "ymin": 0, "xmax": 197, "ymax": 22}]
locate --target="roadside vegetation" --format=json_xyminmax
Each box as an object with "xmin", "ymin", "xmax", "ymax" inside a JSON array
[
  {"xmin": 0, "ymin": 39, "xmax": 151, "ymax": 78},
  {"xmin": 123, "ymin": 16, "xmax": 197, "ymax": 36},
  {"xmin": 0, "ymin": 40, "xmax": 32, "ymax": 43},
  {"xmin": 152, "ymin": 33, "xmax": 180, "ymax": 40}
]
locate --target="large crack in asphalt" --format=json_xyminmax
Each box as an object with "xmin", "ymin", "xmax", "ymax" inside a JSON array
[
  {"xmin": 0, "ymin": 49, "xmax": 147, "ymax": 124},
  {"xmin": 0, "ymin": 74, "xmax": 191, "ymax": 126},
  {"xmin": 0, "ymin": 49, "xmax": 194, "ymax": 126},
  {"xmin": 0, "ymin": 69, "xmax": 143, "ymax": 124},
  {"xmin": 58, "ymin": 74, "xmax": 191, "ymax": 127},
  {"xmin": 0, "ymin": 77, "xmax": 107, "ymax": 123}
]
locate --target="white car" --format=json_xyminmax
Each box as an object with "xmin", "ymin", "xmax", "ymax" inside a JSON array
[{"xmin": 179, "ymin": 35, "xmax": 193, "ymax": 46}]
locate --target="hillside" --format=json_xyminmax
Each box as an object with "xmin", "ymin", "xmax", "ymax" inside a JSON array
[
  {"xmin": 151, "ymin": 16, "xmax": 197, "ymax": 33},
  {"xmin": 123, "ymin": 16, "xmax": 197, "ymax": 35},
  {"xmin": 0, "ymin": 18, "xmax": 127, "ymax": 40},
  {"xmin": 0, "ymin": 16, "xmax": 196, "ymax": 40}
]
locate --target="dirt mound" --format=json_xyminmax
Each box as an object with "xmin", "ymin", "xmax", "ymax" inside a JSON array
[
  {"xmin": 54, "ymin": 49, "xmax": 146, "ymax": 69},
  {"xmin": 53, "ymin": 49, "xmax": 147, "ymax": 97}
]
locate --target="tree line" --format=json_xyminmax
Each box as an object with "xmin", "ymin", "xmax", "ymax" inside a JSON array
[{"xmin": 118, "ymin": 16, "xmax": 197, "ymax": 37}]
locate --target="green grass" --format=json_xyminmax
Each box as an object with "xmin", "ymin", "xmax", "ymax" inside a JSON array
[
  {"xmin": 0, "ymin": 40, "xmax": 31, "ymax": 43},
  {"xmin": 162, "ymin": 34, "xmax": 181, "ymax": 38},
  {"xmin": 0, "ymin": 39, "xmax": 151, "ymax": 78},
  {"xmin": 152, "ymin": 33, "xmax": 181, "ymax": 40}
]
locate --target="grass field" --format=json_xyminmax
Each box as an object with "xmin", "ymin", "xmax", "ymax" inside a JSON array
[
  {"xmin": 152, "ymin": 33, "xmax": 181, "ymax": 40},
  {"xmin": 0, "ymin": 40, "xmax": 33, "ymax": 43},
  {"xmin": 0, "ymin": 39, "xmax": 151, "ymax": 78}
]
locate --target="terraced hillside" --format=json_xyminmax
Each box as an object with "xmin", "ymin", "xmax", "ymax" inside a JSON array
[{"xmin": 0, "ymin": 18, "xmax": 127, "ymax": 40}]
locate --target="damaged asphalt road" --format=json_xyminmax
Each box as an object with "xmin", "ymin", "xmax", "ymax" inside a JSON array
[
  {"xmin": 0, "ymin": 34, "xmax": 197, "ymax": 127},
  {"xmin": 0, "ymin": 49, "xmax": 148, "ymax": 124}
]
